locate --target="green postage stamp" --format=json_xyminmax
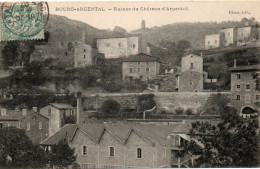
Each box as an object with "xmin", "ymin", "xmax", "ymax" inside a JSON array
[{"xmin": 0, "ymin": 2, "xmax": 49, "ymax": 41}]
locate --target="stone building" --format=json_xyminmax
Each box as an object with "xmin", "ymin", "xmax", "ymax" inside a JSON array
[
  {"xmin": 95, "ymin": 21, "xmax": 150, "ymax": 59},
  {"xmin": 205, "ymin": 33, "xmax": 225, "ymax": 49},
  {"xmin": 0, "ymin": 108, "xmax": 49, "ymax": 144},
  {"xmin": 229, "ymin": 63, "xmax": 260, "ymax": 118},
  {"xmin": 41, "ymin": 122, "xmax": 178, "ymax": 168},
  {"xmin": 176, "ymin": 54, "xmax": 204, "ymax": 92},
  {"xmin": 220, "ymin": 27, "xmax": 238, "ymax": 46},
  {"xmin": 122, "ymin": 53, "xmax": 161, "ymax": 81},
  {"xmin": 96, "ymin": 36, "xmax": 141, "ymax": 58},
  {"xmin": 40, "ymin": 103, "xmax": 75, "ymax": 136},
  {"xmin": 237, "ymin": 26, "xmax": 258, "ymax": 44},
  {"xmin": 73, "ymin": 44, "xmax": 98, "ymax": 68}
]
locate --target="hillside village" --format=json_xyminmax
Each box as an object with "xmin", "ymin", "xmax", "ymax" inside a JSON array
[{"xmin": 0, "ymin": 15, "xmax": 259, "ymax": 168}]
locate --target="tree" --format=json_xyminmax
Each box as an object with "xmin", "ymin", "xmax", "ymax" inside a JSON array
[
  {"xmin": 2, "ymin": 42, "xmax": 19, "ymax": 67},
  {"xmin": 182, "ymin": 112, "xmax": 259, "ymax": 167},
  {"xmin": 49, "ymin": 139, "xmax": 77, "ymax": 169},
  {"xmin": 0, "ymin": 127, "xmax": 48, "ymax": 168},
  {"xmin": 100, "ymin": 99, "xmax": 121, "ymax": 118},
  {"xmin": 202, "ymin": 93, "xmax": 236, "ymax": 119},
  {"xmin": 137, "ymin": 94, "xmax": 156, "ymax": 113}
]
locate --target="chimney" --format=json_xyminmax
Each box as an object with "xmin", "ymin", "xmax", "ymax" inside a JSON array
[
  {"xmin": 234, "ymin": 59, "xmax": 237, "ymax": 68},
  {"xmin": 32, "ymin": 107, "xmax": 38, "ymax": 112},
  {"xmin": 82, "ymin": 29, "xmax": 86, "ymax": 44},
  {"xmin": 76, "ymin": 92, "xmax": 82, "ymax": 125}
]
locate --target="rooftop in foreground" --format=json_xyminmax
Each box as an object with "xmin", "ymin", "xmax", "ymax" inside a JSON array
[{"xmin": 228, "ymin": 64, "xmax": 260, "ymax": 72}]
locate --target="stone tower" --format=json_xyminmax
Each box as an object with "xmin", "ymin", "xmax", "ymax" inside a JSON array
[{"xmin": 141, "ymin": 20, "xmax": 146, "ymax": 31}]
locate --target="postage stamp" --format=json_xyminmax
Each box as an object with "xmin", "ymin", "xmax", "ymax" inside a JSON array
[{"xmin": 0, "ymin": 2, "xmax": 49, "ymax": 42}]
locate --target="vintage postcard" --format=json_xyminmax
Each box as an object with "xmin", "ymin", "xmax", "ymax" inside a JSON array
[{"xmin": 0, "ymin": 1, "xmax": 259, "ymax": 169}]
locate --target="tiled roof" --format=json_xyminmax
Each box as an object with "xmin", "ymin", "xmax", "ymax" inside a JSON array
[
  {"xmin": 0, "ymin": 110, "xmax": 22, "ymax": 121},
  {"xmin": 49, "ymin": 103, "xmax": 74, "ymax": 110},
  {"xmin": 122, "ymin": 53, "xmax": 161, "ymax": 62},
  {"xmin": 40, "ymin": 124, "xmax": 77, "ymax": 145},
  {"xmin": 20, "ymin": 111, "xmax": 49, "ymax": 120},
  {"xmin": 40, "ymin": 122, "xmax": 189, "ymax": 146},
  {"xmin": 228, "ymin": 64, "xmax": 260, "ymax": 72},
  {"xmin": 0, "ymin": 110, "xmax": 49, "ymax": 121}
]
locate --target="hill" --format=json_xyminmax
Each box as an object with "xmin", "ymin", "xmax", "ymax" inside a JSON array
[
  {"xmin": 132, "ymin": 20, "xmax": 257, "ymax": 49},
  {"xmin": 45, "ymin": 14, "xmax": 126, "ymax": 45}
]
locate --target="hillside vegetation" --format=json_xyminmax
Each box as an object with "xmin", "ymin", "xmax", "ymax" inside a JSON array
[{"xmin": 132, "ymin": 18, "xmax": 258, "ymax": 49}]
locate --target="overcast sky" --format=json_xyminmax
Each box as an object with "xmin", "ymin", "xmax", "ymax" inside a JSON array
[{"xmin": 49, "ymin": 1, "xmax": 260, "ymax": 31}]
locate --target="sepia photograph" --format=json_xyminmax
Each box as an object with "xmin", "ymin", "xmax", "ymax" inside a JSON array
[{"xmin": 0, "ymin": 1, "xmax": 259, "ymax": 168}]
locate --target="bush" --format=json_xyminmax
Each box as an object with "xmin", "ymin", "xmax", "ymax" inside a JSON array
[
  {"xmin": 175, "ymin": 107, "xmax": 184, "ymax": 115},
  {"xmin": 100, "ymin": 99, "xmax": 121, "ymax": 118},
  {"xmin": 103, "ymin": 80, "xmax": 122, "ymax": 92},
  {"xmin": 186, "ymin": 108, "xmax": 193, "ymax": 115}
]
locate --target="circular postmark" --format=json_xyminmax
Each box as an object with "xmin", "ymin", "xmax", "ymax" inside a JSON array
[{"xmin": 1, "ymin": 2, "xmax": 49, "ymax": 37}]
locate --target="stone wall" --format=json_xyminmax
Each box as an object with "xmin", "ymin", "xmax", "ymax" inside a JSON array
[{"xmin": 82, "ymin": 92, "xmax": 231, "ymax": 113}]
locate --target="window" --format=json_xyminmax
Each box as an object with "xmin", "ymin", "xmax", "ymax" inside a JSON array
[
  {"xmin": 1, "ymin": 109, "xmax": 6, "ymax": 116},
  {"xmin": 84, "ymin": 55, "xmax": 86, "ymax": 59},
  {"xmin": 106, "ymin": 43, "xmax": 110, "ymax": 47},
  {"xmin": 146, "ymin": 67, "xmax": 149, "ymax": 73},
  {"xmin": 65, "ymin": 52, "xmax": 68, "ymax": 56},
  {"xmin": 190, "ymin": 81, "xmax": 193, "ymax": 86},
  {"xmin": 129, "ymin": 68, "xmax": 133, "ymax": 73},
  {"xmin": 133, "ymin": 44, "xmax": 136, "ymax": 49},
  {"xmin": 236, "ymin": 84, "xmax": 241, "ymax": 90},
  {"xmin": 236, "ymin": 73, "xmax": 241, "ymax": 79},
  {"xmin": 82, "ymin": 145, "xmax": 87, "ymax": 156},
  {"xmin": 27, "ymin": 122, "xmax": 30, "ymax": 130},
  {"xmin": 215, "ymin": 40, "xmax": 217, "ymax": 44},
  {"xmin": 138, "ymin": 62, "xmax": 141, "ymax": 65},
  {"xmin": 109, "ymin": 147, "xmax": 115, "ymax": 157},
  {"xmin": 7, "ymin": 122, "xmax": 10, "ymax": 127},
  {"xmin": 245, "ymin": 94, "xmax": 250, "ymax": 103},
  {"xmin": 246, "ymin": 84, "xmax": 250, "ymax": 90},
  {"xmin": 0, "ymin": 123, "xmax": 2, "ymax": 129},
  {"xmin": 22, "ymin": 109, "xmax": 27, "ymax": 116},
  {"xmin": 118, "ymin": 43, "xmax": 121, "ymax": 47},
  {"xmin": 163, "ymin": 146, "xmax": 167, "ymax": 158},
  {"xmin": 39, "ymin": 122, "xmax": 42, "ymax": 130},
  {"xmin": 190, "ymin": 63, "xmax": 194, "ymax": 69},
  {"xmin": 138, "ymin": 68, "xmax": 141, "ymax": 72},
  {"xmin": 228, "ymin": 32, "xmax": 230, "ymax": 36},
  {"xmin": 146, "ymin": 62, "xmax": 149, "ymax": 66},
  {"xmin": 208, "ymin": 41, "xmax": 210, "ymax": 44},
  {"xmin": 256, "ymin": 95, "xmax": 260, "ymax": 101},
  {"xmin": 48, "ymin": 109, "xmax": 51, "ymax": 116},
  {"xmin": 236, "ymin": 95, "xmax": 241, "ymax": 101},
  {"xmin": 137, "ymin": 148, "xmax": 142, "ymax": 159},
  {"xmin": 83, "ymin": 49, "xmax": 86, "ymax": 52}
]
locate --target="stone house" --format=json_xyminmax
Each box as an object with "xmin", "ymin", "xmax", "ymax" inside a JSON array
[
  {"xmin": 176, "ymin": 54, "xmax": 204, "ymax": 92},
  {"xmin": 205, "ymin": 33, "xmax": 225, "ymax": 49},
  {"xmin": 40, "ymin": 103, "xmax": 75, "ymax": 136},
  {"xmin": 95, "ymin": 21, "xmax": 150, "ymax": 59},
  {"xmin": 237, "ymin": 26, "xmax": 258, "ymax": 44},
  {"xmin": 122, "ymin": 53, "xmax": 161, "ymax": 81},
  {"xmin": 229, "ymin": 63, "xmax": 260, "ymax": 118},
  {"xmin": 220, "ymin": 27, "xmax": 238, "ymax": 46},
  {"xmin": 95, "ymin": 36, "xmax": 141, "ymax": 59},
  {"xmin": 41, "ymin": 122, "xmax": 176, "ymax": 168},
  {"xmin": 0, "ymin": 108, "xmax": 49, "ymax": 144},
  {"xmin": 73, "ymin": 44, "xmax": 98, "ymax": 68}
]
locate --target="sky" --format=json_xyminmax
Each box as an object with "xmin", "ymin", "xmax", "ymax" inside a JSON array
[{"xmin": 49, "ymin": 1, "xmax": 260, "ymax": 31}]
